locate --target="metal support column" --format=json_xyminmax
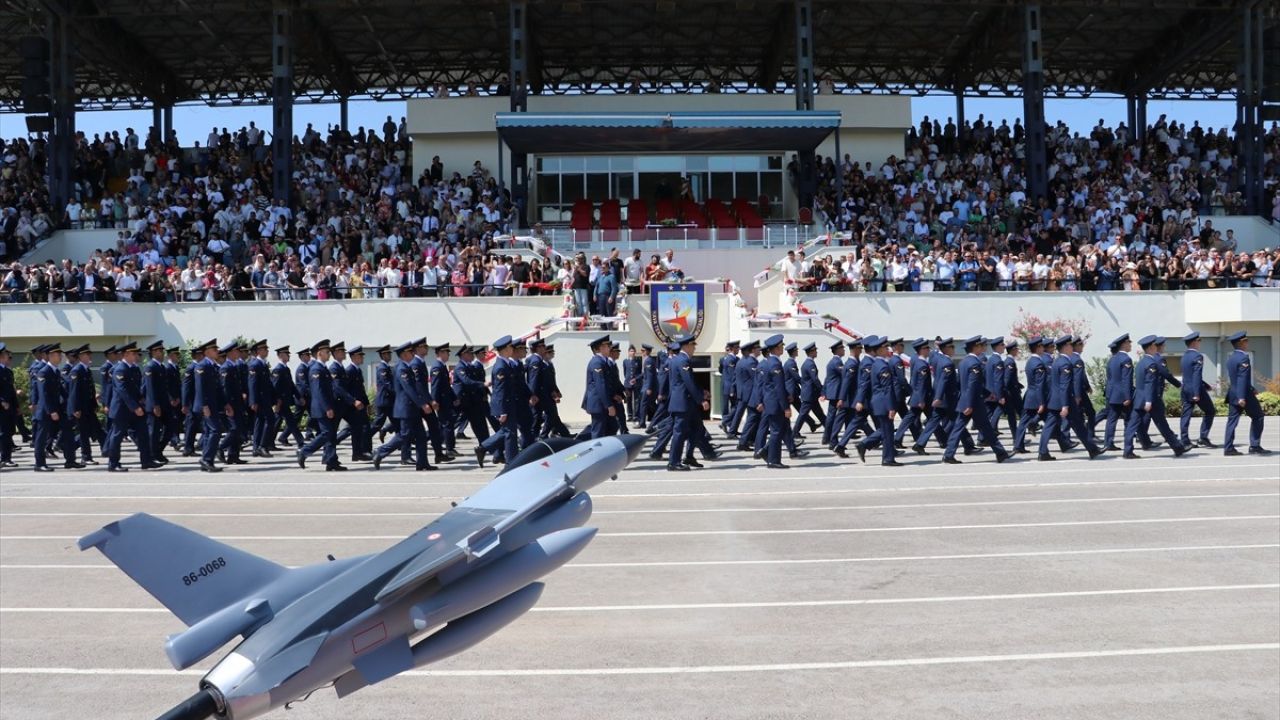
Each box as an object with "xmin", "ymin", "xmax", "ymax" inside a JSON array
[
  {"xmin": 271, "ymin": 0, "xmax": 294, "ymax": 206},
  {"xmin": 954, "ymin": 90, "xmax": 966, "ymax": 152},
  {"xmin": 1135, "ymin": 95, "xmax": 1147, "ymax": 144},
  {"xmin": 508, "ymin": 0, "xmax": 529, "ymax": 229},
  {"xmin": 47, "ymin": 0, "xmax": 74, "ymax": 217},
  {"xmin": 1237, "ymin": 1, "xmax": 1265, "ymax": 216},
  {"xmin": 162, "ymin": 104, "xmax": 173, "ymax": 144},
  {"xmin": 1125, "ymin": 95, "xmax": 1137, "ymax": 139},
  {"xmin": 794, "ymin": 0, "xmax": 814, "ymax": 111},
  {"xmin": 832, "ymin": 130, "xmax": 842, "ymax": 232},
  {"xmin": 151, "ymin": 105, "xmax": 163, "ymax": 144},
  {"xmin": 1021, "ymin": 3, "xmax": 1048, "ymax": 204},
  {"xmin": 339, "ymin": 96, "xmax": 349, "ymax": 132}
]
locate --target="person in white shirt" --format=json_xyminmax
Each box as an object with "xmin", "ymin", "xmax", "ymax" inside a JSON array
[{"xmin": 65, "ymin": 200, "xmax": 82, "ymax": 227}]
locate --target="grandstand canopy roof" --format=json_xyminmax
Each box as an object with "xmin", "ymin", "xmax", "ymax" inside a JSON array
[
  {"xmin": 0, "ymin": 0, "xmax": 1272, "ymax": 112},
  {"xmin": 495, "ymin": 111, "xmax": 841, "ymax": 153}
]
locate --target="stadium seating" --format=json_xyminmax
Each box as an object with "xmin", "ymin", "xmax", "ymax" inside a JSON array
[{"xmin": 569, "ymin": 199, "xmax": 594, "ymax": 231}]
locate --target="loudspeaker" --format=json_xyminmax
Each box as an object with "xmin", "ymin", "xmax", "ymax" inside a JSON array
[
  {"xmin": 19, "ymin": 35, "xmax": 52, "ymax": 115},
  {"xmin": 26, "ymin": 115, "xmax": 54, "ymax": 133}
]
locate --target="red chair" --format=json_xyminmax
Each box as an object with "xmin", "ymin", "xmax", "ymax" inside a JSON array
[
  {"xmin": 681, "ymin": 199, "xmax": 707, "ymax": 228},
  {"xmin": 570, "ymin": 199, "xmax": 594, "ymax": 231},
  {"xmin": 599, "ymin": 199, "xmax": 621, "ymax": 230},
  {"xmin": 627, "ymin": 199, "xmax": 649, "ymax": 229},
  {"xmin": 655, "ymin": 198, "xmax": 677, "ymax": 223},
  {"xmin": 798, "ymin": 207, "xmax": 813, "ymax": 225}
]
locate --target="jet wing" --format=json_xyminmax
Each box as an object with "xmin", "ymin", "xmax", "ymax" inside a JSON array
[{"xmin": 374, "ymin": 480, "xmax": 573, "ymax": 606}]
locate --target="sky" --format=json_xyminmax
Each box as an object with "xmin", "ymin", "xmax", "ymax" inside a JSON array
[{"xmin": 0, "ymin": 94, "xmax": 1241, "ymax": 145}]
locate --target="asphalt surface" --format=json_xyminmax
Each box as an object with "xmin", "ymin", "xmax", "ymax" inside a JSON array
[{"xmin": 1, "ymin": 424, "xmax": 1278, "ymax": 720}]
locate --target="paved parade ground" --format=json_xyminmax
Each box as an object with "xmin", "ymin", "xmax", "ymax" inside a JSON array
[{"xmin": 1, "ymin": 425, "xmax": 1278, "ymax": 720}]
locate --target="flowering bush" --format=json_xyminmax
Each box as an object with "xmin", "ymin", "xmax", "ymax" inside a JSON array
[{"xmin": 1009, "ymin": 308, "xmax": 1091, "ymax": 346}]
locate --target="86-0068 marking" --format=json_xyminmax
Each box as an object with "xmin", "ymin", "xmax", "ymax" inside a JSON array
[{"xmin": 181, "ymin": 557, "xmax": 226, "ymax": 586}]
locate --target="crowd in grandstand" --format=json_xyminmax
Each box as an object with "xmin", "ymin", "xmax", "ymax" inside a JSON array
[{"xmin": 1, "ymin": 114, "xmax": 1277, "ymax": 303}]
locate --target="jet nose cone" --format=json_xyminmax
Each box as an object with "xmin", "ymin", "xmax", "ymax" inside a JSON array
[{"xmin": 618, "ymin": 434, "xmax": 647, "ymax": 463}]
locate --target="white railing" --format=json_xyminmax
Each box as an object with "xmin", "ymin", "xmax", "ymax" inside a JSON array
[{"xmin": 533, "ymin": 224, "xmax": 822, "ymax": 253}]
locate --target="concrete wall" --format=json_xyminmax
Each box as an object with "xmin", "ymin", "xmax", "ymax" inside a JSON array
[
  {"xmin": 798, "ymin": 288, "xmax": 1280, "ymax": 380},
  {"xmin": 20, "ymin": 229, "xmax": 122, "ymax": 264}
]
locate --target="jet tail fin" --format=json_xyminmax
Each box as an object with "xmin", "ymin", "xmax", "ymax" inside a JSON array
[{"xmin": 78, "ymin": 513, "xmax": 287, "ymax": 626}]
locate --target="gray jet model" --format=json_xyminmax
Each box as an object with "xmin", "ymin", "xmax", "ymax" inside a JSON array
[{"xmin": 78, "ymin": 434, "xmax": 647, "ymax": 720}]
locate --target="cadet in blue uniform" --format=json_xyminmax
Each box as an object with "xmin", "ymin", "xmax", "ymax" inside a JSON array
[
  {"xmin": 344, "ymin": 346, "xmax": 373, "ymax": 461},
  {"xmin": 66, "ymin": 345, "xmax": 99, "ymax": 465},
  {"xmin": 783, "ymin": 343, "xmax": 809, "ymax": 435},
  {"xmin": 752, "ymin": 334, "xmax": 790, "ymax": 469},
  {"xmin": 297, "ymin": 339, "xmax": 345, "ymax": 471},
  {"xmin": 1178, "ymin": 331, "xmax": 1217, "ymax": 448},
  {"xmin": 717, "ymin": 341, "xmax": 739, "ymax": 435},
  {"xmin": 624, "ymin": 345, "xmax": 642, "ymax": 423},
  {"xmin": 33, "ymin": 343, "xmax": 74, "ymax": 471},
  {"xmin": 162, "ymin": 347, "xmax": 183, "ymax": 451},
  {"xmin": 637, "ymin": 344, "xmax": 658, "ymax": 430},
  {"xmin": 833, "ymin": 340, "xmax": 875, "ymax": 454},
  {"xmin": 845, "ymin": 337, "xmax": 898, "ymax": 466},
  {"xmin": 1125, "ymin": 335, "xmax": 1188, "ymax": 458},
  {"xmin": 476, "ymin": 337, "xmax": 518, "ymax": 465},
  {"xmin": 667, "ymin": 336, "xmax": 704, "ymax": 471},
  {"xmin": 0, "ymin": 343, "xmax": 16, "ymax": 467},
  {"xmin": 792, "ymin": 342, "xmax": 824, "ymax": 437},
  {"xmin": 1099, "ymin": 334, "xmax": 1134, "ymax": 451},
  {"xmin": 944, "ymin": 336, "xmax": 1010, "ymax": 464},
  {"xmin": 271, "ymin": 345, "xmax": 304, "ymax": 447},
  {"xmin": 728, "ymin": 341, "xmax": 758, "ymax": 440},
  {"xmin": 373, "ymin": 341, "xmax": 433, "ymax": 471},
  {"xmin": 105, "ymin": 342, "xmax": 157, "ymax": 471},
  {"xmin": 180, "ymin": 345, "xmax": 201, "ymax": 456},
  {"xmin": 452, "ymin": 346, "xmax": 490, "ymax": 444},
  {"xmin": 1014, "ymin": 337, "xmax": 1047, "ymax": 454},
  {"xmin": 141, "ymin": 340, "xmax": 172, "ymax": 464},
  {"xmin": 821, "ymin": 340, "xmax": 846, "ymax": 446},
  {"xmin": 527, "ymin": 340, "xmax": 555, "ymax": 438},
  {"xmin": 246, "ymin": 340, "xmax": 275, "ymax": 458},
  {"xmin": 984, "ymin": 337, "xmax": 1008, "ymax": 434},
  {"xmin": 294, "ymin": 346, "xmax": 313, "ymax": 441},
  {"xmin": 1072, "ymin": 337, "xmax": 1096, "ymax": 436},
  {"xmin": 1223, "ymin": 331, "xmax": 1269, "ymax": 456},
  {"xmin": 607, "ymin": 344, "xmax": 629, "ymax": 434},
  {"xmin": 1043, "ymin": 334, "xmax": 1103, "ymax": 461},
  {"xmin": 215, "ymin": 343, "xmax": 247, "ymax": 465},
  {"xmin": 368, "ymin": 345, "xmax": 395, "ymax": 444},
  {"xmin": 542, "ymin": 344, "xmax": 571, "ymax": 437},
  {"xmin": 410, "ymin": 339, "xmax": 451, "ymax": 464},
  {"xmin": 97, "ymin": 345, "xmax": 119, "ymax": 454},
  {"xmin": 999, "ymin": 340, "xmax": 1024, "ymax": 438},
  {"xmin": 424, "ymin": 344, "xmax": 455, "ymax": 456},
  {"xmin": 900, "ymin": 338, "xmax": 933, "ymax": 453},
  {"xmin": 581, "ymin": 335, "xmax": 617, "ymax": 439}
]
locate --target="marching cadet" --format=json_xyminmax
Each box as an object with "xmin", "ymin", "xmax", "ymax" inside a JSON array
[
  {"xmin": 370, "ymin": 345, "xmax": 396, "ymax": 444},
  {"xmin": 163, "ymin": 347, "xmax": 183, "ymax": 451},
  {"xmin": 984, "ymin": 337, "xmax": 1008, "ymax": 435},
  {"xmin": 943, "ymin": 336, "xmax": 1009, "ymax": 464},
  {"xmin": 792, "ymin": 342, "xmax": 824, "ymax": 438},
  {"xmin": 232, "ymin": 342, "xmax": 251, "ymax": 446},
  {"xmin": 216, "ymin": 342, "xmax": 247, "ymax": 466},
  {"xmin": 1048, "ymin": 334, "xmax": 1103, "ymax": 461},
  {"xmin": 429, "ymin": 343, "xmax": 458, "ymax": 457},
  {"xmin": 849, "ymin": 336, "xmax": 901, "ymax": 466},
  {"xmin": 542, "ymin": 344, "xmax": 570, "ymax": 438},
  {"xmin": 886, "ymin": 337, "xmax": 915, "ymax": 448},
  {"xmin": 294, "ymin": 346, "xmax": 313, "ymax": 442},
  {"xmin": 1014, "ymin": 337, "xmax": 1048, "ymax": 455},
  {"xmin": 297, "ymin": 339, "xmax": 344, "ymax": 471},
  {"xmin": 821, "ymin": 340, "xmax": 846, "ymax": 446},
  {"xmin": 65, "ymin": 345, "xmax": 98, "ymax": 465},
  {"xmin": 453, "ymin": 346, "xmax": 491, "ymax": 445},
  {"xmin": 33, "ymin": 343, "xmax": 74, "ymax": 471},
  {"xmin": 527, "ymin": 340, "xmax": 553, "ymax": 438},
  {"xmin": 999, "ymin": 340, "xmax": 1024, "ymax": 438},
  {"xmin": 666, "ymin": 337, "xmax": 699, "ymax": 470},
  {"xmin": 106, "ymin": 342, "xmax": 158, "ymax": 472},
  {"xmin": 508, "ymin": 340, "xmax": 537, "ymax": 447},
  {"xmin": 833, "ymin": 338, "xmax": 873, "ymax": 455},
  {"xmin": 1126, "ymin": 335, "xmax": 1188, "ymax": 459},
  {"xmin": 373, "ymin": 341, "xmax": 433, "ymax": 471},
  {"xmin": 919, "ymin": 338, "xmax": 976, "ymax": 456},
  {"xmin": 1072, "ymin": 336, "xmax": 1096, "ymax": 434},
  {"xmin": 327, "ymin": 342, "xmax": 354, "ymax": 455},
  {"xmin": 638, "ymin": 344, "xmax": 658, "ymax": 430},
  {"xmin": 142, "ymin": 340, "xmax": 172, "ymax": 465},
  {"xmin": 650, "ymin": 348, "xmax": 671, "ymax": 433},
  {"xmin": 343, "ymin": 346, "xmax": 372, "ymax": 462},
  {"xmin": 247, "ymin": 340, "xmax": 275, "ymax": 458},
  {"xmin": 1179, "ymin": 332, "xmax": 1217, "ymax": 448},
  {"xmin": 733, "ymin": 340, "xmax": 762, "ymax": 452},
  {"xmin": 608, "ymin": 344, "xmax": 629, "ymax": 434},
  {"xmin": 1100, "ymin": 334, "xmax": 1134, "ymax": 451},
  {"xmin": 478, "ymin": 336, "xmax": 521, "ymax": 465},
  {"xmin": 0, "ymin": 343, "xmax": 15, "ymax": 467},
  {"xmin": 411, "ymin": 339, "xmax": 451, "ymax": 465},
  {"xmin": 181, "ymin": 345, "xmax": 201, "ymax": 457},
  {"xmin": 624, "ymin": 344, "xmax": 642, "ymax": 425},
  {"xmin": 901, "ymin": 338, "xmax": 933, "ymax": 454},
  {"xmin": 718, "ymin": 340, "xmax": 739, "ymax": 435},
  {"xmin": 581, "ymin": 335, "xmax": 616, "ymax": 439},
  {"xmin": 272, "ymin": 345, "xmax": 305, "ymax": 448},
  {"xmin": 753, "ymin": 335, "xmax": 790, "ymax": 469},
  {"xmin": 1223, "ymin": 331, "xmax": 1269, "ymax": 456},
  {"xmin": 784, "ymin": 342, "xmax": 817, "ymax": 437},
  {"xmin": 98, "ymin": 344, "xmax": 118, "ymax": 452}
]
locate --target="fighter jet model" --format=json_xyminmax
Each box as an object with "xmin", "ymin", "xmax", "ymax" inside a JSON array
[{"xmin": 78, "ymin": 434, "xmax": 647, "ymax": 720}]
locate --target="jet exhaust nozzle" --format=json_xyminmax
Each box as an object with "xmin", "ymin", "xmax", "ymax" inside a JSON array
[{"xmin": 154, "ymin": 688, "xmax": 219, "ymax": 720}]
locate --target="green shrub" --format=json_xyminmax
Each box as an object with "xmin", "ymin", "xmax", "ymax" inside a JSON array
[{"xmin": 1258, "ymin": 392, "xmax": 1280, "ymax": 416}]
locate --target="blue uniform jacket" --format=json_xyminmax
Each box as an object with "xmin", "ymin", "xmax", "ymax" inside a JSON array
[
  {"xmin": 308, "ymin": 359, "xmax": 337, "ymax": 417},
  {"xmin": 108, "ymin": 362, "xmax": 144, "ymax": 419},
  {"xmin": 909, "ymin": 355, "xmax": 932, "ymax": 407},
  {"xmin": 1225, "ymin": 349, "xmax": 1255, "ymax": 403},
  {"xmin": 668, "ymin": 352, "xmax": 701, "ymax": 413},
  {"xmin": 491, "ymin": 357, "xmax": 519, "ymax": 417},
  {"xmin": 759, "ymin": 355, "xmax": 787, "ymax": 415},
  {"xmin": 823, "ymin": 355, "xmax": 844, "ymax": 400},
  {"xmin": 854, "ymin": 355, "xmax": 875, "ymax": 408},
  {"xmin": 870, "ymin": 356, "xmax": 897, "ymax": 415},
  {"xmin": 247, "ymin": 357, "xmax": 273, "ymax": 408},
  {"xmin": 1181, "ymin": 348, "xmax": 1209, "ymax": 398},
  {"xmin": 955, "ymin": 354, "xmax": 986, "ymax": 413},
  {"xmin": 393, "ymin": 360, "xmax": 426, "ymax": 419},
  {"xmin": 67, "ymin": 363, "xmax": 95, "ymax": 416},
  {"xmin": 430, "ymin": 359, "xmax": 456, "ymax": 405},
  {"xmin": 191, "ymin": 358, "xmax": 223, "ymax": 414},
  {"xmin": 783, "ymin": 357, "xmax": 801, "ymax": 400},
  {"xmin": 143, "ymin": 358, "xmax": 169, "ymax": 411},
  {"xmin": 1048, "ymin": 355, "xmax": 1074, "ymax": 410},
  {"xmin": 932, "ymin": 353, "xmax": 959, "ymax": 408},
  {"xmin": 1105, "ymin": 352, "xmax": 1134, "ymax": 404},
  {"xmin": 582, "ymin": 354, "xmax": 612, "ymax": 414},
  {"xmin": 374, "ymin": 360, "xmax": 395, "ymax": 408},
  {"xmin": 799, "ymin": 357, "xmax": 821, "ymax": 403},
  {"xmin": 271, "ymin": 362, "xmax": 297, "ymax": 406},
  {"xmin": 719, "ymin": 354, "xmax": 738, "ymax": 401},
  {"xmin": 295, "ymin": 362, "xmax": 312, "ymax": 407},
  {"xmin": 1023, "ymin": 354, "xmax": 1047, "ymax": 408},
  {"xmin": 984, "ymin": 353, "xmax": 1005, "ymax": 402},
  {"xmin": 99, "ymin": 360, "xmax": 114, "ymax": 410}
]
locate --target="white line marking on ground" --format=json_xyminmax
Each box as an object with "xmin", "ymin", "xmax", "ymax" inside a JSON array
[
  {"xmin": 4, "ymin": 583, "xmax": 1275, "ymax": 614},
  {"xmin": 2, "ymin": 461, "xmax": 1274, "ymax": 488},
  {"xmin": 2, "ymin": 492, "xmax": 1273, "ymax": 519},
  {"xmin": 5, "ymin": 543, "xmax": 1276, "ymax": 571},
  {"xmin": 3, "ymin": 475, "xmax": 1277, "ymax": 502},
  {"xmin": 6, "ymin": 514, "xmax": 1275, "ymax": 541}
]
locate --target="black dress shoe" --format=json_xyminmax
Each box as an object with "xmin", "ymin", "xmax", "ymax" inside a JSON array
[
  {"xmin": 296, "ymin": 452, "xmax": 306, "ymax": 469},
  {"xmin": 911, "ymin": 444, "xmax": 929, "ymax": 455},
  {"xmin": 703, "ymin": 452, "xmax": 723, "ymax": 461},
  {"xmin": 996, "ymin": 452, "xmax": 1010, "ymax": 463},
  {"xmin": 881, "ymin": 460, "xmax": 904, "ymax": 467},
  {"xmin": 963, "ymin": 447, "xmax": 985, "ymax": 456},
  {"xmin": 0, "ymin": 460, "xmax": 17, "ymax": 467},
  {"xmin": 1037, "ymin": 454, "xmax": 1056, "ymax": 461},
  {"xmin": 325, "ymin": 464, "xmax": 348, "ymax": 472},
  {"xmin": 648, "ymin": 452, "xmax": 665, "ymax": 461},
  {"xmin": 434, "ymin": 455, "xmax": 452, "ymax": 465},
  {"xmin": 685, "ymin": 459, "xmax": 704, "ymax": 468},
  {"xmin": 667, "ymin": 464, "xmax": 690, "ymax": 472},
  {"xmin": 766, "ymin": 462, "xmax": 790, "ymax": 469},
  {"xmin": 1123, "ymin": 452, "xmax": 1141, "ymax": 459},
  {"xmin": 752, "ymin": 451, "xmax": 764, "ymax": 460},
  {"xmin": 856, "ymin": 445, "xmax": 867, "ymax": 463},
  {"xmin": 1197, "ymin": 439, "xmax": 1218, "ymax": 448},
  {"xmin": 352, "ymin": 454, "xmax": 372, "ymax": 462},
  {"xmin": 107, "ymin": 466, "xmax": 129, "ymax": 472},
  {"xmin": 182, "ymin": 450, "xmax": 196, "ymax": 457},
  {"xmin": 1249, "ymin": 447, "xmax": 1273, "ymax": 455},
  {"xmin": 141, "ymin": 463, "xmax": 164, "ymax": 470},
  {"xmin": 943, "ymin": 457, "xmax": 962, "ymax": 464},
  {"xmin": 1105, "ymin": 444, "xmax": 1122, "ymax": 452},
  {"xmin": 153, "ymin": 456, "xmax": 169, "ymax": 465},
  {"xmin": 1223, "ymin": 448, "xmax": 1243, "ymax": 456},
  {"xmin": 789, "ymin": 450, "xmax": 810, "ymax": 459},
  {"xmin": 1173, "ymin": 445, "xmax": 1190, "ymax": 457},
  {"xmin": 231, "ymin": 458, "xmax": 249, "ymax": 465},
  {"xmin": 474, "ymin": 448, "xmax": 485, "ymax": 468},
  {"xmin": 200, "ymin": 462, "xmax": 223, "ymax": 473},
  {"xmin": 1143, "ymin": 442, "xmax": 1163, "ymax": 450},
  {"xmin": 832, "ymin": 446, "xmax": 848, "ymax": 458},
  {"xmin": 416, "ymin": 465, "xmax": 436, "ymax": 471},
  {"xmin": 81, "ymin": 458, "xmax": 99, "ymax": 465},
  {"xmin": 34, "ymin": 466, "xmax": 54, "ymax": 472},
  {"xmin": 1088, "ymin": 447, "xmax": 1104, "ymax": 459},
  {"xmin": 63, "ymin": 462, "xmax": 86, "ymax": 469}
]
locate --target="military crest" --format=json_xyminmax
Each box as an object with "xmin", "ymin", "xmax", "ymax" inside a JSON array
[{"xmin": 649, "ymin": 283, "xmax": 705, "ymax": 345}]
